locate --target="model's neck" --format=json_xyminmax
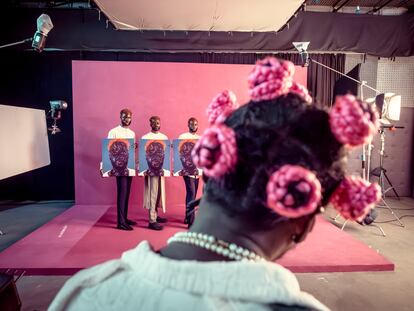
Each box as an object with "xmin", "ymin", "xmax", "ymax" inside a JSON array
[
  {"xmin": 159, "ymin": 198, "xmax": 273, "ymax": 262},
  {"xmin": 192, "ymin": 201, "xmax": 265, "ymax": 254}
]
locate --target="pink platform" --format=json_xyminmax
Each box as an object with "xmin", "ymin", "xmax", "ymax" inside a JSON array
[{"xmin": 0, "ymin": 204, "xmax": 394, "ymax": 275}]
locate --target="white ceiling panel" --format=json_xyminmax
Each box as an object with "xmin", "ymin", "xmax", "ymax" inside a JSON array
[{"xmin": 93, "ymin": 0, "xmax": 304, "ymax": 32}]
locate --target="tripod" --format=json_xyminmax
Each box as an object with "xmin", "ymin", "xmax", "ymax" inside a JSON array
[
  {"xmin": 370, "ymin": 127, "xmax": 404, "ymax": 227},
  {"xmin": 48, "ymin": 117, "xmax": 62, "ymax": 134}
]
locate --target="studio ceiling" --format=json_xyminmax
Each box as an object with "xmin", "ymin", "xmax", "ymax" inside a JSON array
[
  {"xmin": 92, "ymin": 0, "xmax": 304, "ymax": 32},
  {"xmin": 5, "ymin": 0, "xmax": 413, "ymax": 33},
  {"xmin": 2, "ymin": 0, "xmax": 413, "ymax": 56}
]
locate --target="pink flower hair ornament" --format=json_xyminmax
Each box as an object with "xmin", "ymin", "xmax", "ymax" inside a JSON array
[
  {"xmin": 248, "ymin": 57, "xmax": 312, "ymax": 104},
  {"xmin": 329, "ymin": 176, "xmax": 381, "ymax": 222},
  {"xmin": 206, "ymin": 90, "xmax": 238, "ymax": 125},
  {"xmin": 329, "ymin": 94, "xmax": 379, "ymax": 147},
  {"xmin": 266, "ymin": 165, "xmax": 322, "ymax": 218},
  {"xmin": 191, "ymin": 124, "xmax": 238, "ymax": 179}
]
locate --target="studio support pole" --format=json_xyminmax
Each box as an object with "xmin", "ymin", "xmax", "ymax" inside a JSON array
[{"xmin": 0, "ymin": 38, "xmax": 32, "ymax": 49}]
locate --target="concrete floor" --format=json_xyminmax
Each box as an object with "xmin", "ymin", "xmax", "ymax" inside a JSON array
[{"xmin": 6, "ymin": 197, "xmax": 414, "ymax": 310}]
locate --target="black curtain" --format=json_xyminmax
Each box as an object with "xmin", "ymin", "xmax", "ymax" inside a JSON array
[
  {"xmin": 307, "ymin": 54, "xmax": 346, "ymax": 107},
  {"xmin": 2, "ymin": 9, "xmax": 413, "ymax": 57},
  {"xmin": 0, "ymin": 51, "xmax": 76, "ymax": 201}
]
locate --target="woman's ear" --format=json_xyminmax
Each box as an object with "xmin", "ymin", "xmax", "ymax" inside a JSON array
[{"xmin": 291, "ymin": 215, "xmax": 316, "ymax": 244}]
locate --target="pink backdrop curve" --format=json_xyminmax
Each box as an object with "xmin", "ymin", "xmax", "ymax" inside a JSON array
[{"xmin": 72, "ymin": 61, "xmax": 307, "ymax": 215}]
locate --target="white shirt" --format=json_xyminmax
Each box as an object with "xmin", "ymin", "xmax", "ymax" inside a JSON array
[
  {"xmin": 141, "ymin": 131, "xmax": 168, "ymax": 140},
  {"xmin": 178, "ymin": 132, "xmax": 200, "ymax": 140},
  {"xmin": 108, "ymin": 125, "xmax": 135, "ymax": 139},
  {"xmin": 49, "ymin": 241, "xmax": 329, "ymax": 311}
]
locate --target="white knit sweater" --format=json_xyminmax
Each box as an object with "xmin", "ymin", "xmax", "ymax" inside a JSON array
[{"xmin": 49, "ymin": 241, "xmax": 329, "ymax": 311}]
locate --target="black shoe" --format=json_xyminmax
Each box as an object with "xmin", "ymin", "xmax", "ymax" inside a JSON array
[
  {"xmin": 117, "ymin": 224, "xmax": 133, "ymax": 231},
  {"xmin": 187, "ymin": 214, "xmax": 195, "ymax": 229},
  {"xmin": 126, "ymin": 219, "xmax": 137, "ymax": 225},
  {"xmin": 148, "ymin": 222, "xmax": 163, "ymax": 230},
  {"xmin": 156, "ymin": 216, "xmax": 168, "ymax": 223}
]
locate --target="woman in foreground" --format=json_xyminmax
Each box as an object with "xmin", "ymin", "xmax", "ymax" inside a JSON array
[{"xmin": 49, "ymin": 57, "xmax": 380, "ymax": 311}]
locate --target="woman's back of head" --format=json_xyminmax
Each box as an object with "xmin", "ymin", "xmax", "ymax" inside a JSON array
[{"xmin": 203, "ymin": 93, "xmax": 343, "ymax": 227}]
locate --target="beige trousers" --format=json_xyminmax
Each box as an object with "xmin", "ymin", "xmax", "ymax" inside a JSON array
[{"xmin": 145, "ymin": 176, "xmax": 161, "ymax": 223}]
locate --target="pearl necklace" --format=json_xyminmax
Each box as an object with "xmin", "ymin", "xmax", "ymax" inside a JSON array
[{"xmin": 167, "ymin": 231, "xmax": 264, "ymax": 262}]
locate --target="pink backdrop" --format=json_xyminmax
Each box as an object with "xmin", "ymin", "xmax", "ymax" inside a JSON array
[{"xmin": 73, "ymin": 61, "xmax": 307, "ymax": 214}]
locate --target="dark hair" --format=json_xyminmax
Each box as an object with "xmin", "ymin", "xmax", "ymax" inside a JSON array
[
  {"xmin": 150, "ymin": 116, "xmax": 160, "ymax": 122},
  {"xmin": 188, "ymin": 117, "xmax": 198, "ymax": 123},
  {"xmin": 120, "ymin": 108, "xmax": 132, "ymax": 116},
  {"xmin": 204, "ymin": 93, "xmax": 346, "ymax": 228}
]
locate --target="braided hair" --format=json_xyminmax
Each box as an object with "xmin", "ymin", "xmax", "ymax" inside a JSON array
[{"xmin": 203, "ymin": 93, "xmax": 345, "ymax": 227}]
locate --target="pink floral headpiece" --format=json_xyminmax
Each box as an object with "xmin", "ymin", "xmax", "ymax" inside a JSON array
[
  {"xmin": 329, "ymin": 94, "xmax": 379, "ymax": 147},
  {"xmin": 266, "ymin": 165, "xmax": 322, "ymax": 218},
  {"xmin": 329, "ymin": 176, "xmax": 381, "ymax": 221},
  {"xmin": 206, "ymin": 90, "xmax": 238, "ymax": 125},
  {"xmin": 248, "ymin": 57, "xmax": 312, "ymax": 103},
  {"xmin": 191, "ymin": 124, "xmax": 238, "ymax": 179}
]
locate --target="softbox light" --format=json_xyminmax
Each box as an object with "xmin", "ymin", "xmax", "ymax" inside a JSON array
[
  {"xmin": 374, "ymin": 93, "xmax": 401, "ymax": 124},
  {"xmin": 385, "ymin": 94, "xmax": 401, "ymax": 121}
]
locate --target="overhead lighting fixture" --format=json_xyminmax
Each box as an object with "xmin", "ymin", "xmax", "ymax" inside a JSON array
[
  {"xmin": 0, "ymin": 14, "xmax": 53, "ymax": 52},
  {"xmin": 292, "ymin": 41, "xmax": 310, "ymax": 67},
  {"xmin": 32, "ymin": 14, "xmax": 54, "ymax": 52}
]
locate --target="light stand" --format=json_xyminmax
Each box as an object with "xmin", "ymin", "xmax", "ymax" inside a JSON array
[
  {"xmin": 372, "ymin": 127, "xmax": 401, "ymax": 199},
  {"xmin": 371, "ymin": 125, "xmax": 404, "ymax": 227},
  {"xmin": 305, "ymin": 56, "xmax": 379, "ymax": 182},
  {"xmin": 48, "ymin": 115, "xmax": 62, "ymax": 134},
  {"xmin": 293, "ymin": 42, "xmax": 387, "ymax": 235},
  {"xmin": 48, "ymin": 100, "xmax": 68, "ymax": 134}
]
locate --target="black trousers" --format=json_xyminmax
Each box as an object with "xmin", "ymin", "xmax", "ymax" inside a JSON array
[
  {"xmin": 183, "ymin": 176, "xmax": 199, "ymax": 221},
  {"xmin": 116, "ymin": 176, "xmax": 132, "ymax": 226}
]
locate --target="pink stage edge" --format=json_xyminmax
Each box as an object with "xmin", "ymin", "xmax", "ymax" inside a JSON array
[{"xmin": 0, "ymin": 204, "xmax": 394, "ymax": 275}]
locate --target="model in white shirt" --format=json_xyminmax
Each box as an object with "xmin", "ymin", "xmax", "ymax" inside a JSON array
[
  {"xmin": 178, "ymin": 117, "xmax": 201, "ymax": 227},
  {"xmin": 141, "ymin": 116, "xmax": 168, "ymax": 231},
  {"xmin": 101, "ymin": 109, "xmax": 136, "ymax": 231}
]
